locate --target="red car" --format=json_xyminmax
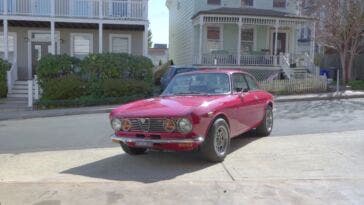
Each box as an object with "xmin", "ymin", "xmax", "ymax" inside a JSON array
[{"xmin": 110, "ymin": 70, "xmax": 274, "ymax": 162}]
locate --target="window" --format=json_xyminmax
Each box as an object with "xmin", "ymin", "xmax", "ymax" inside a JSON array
[
  {"xmin": 241, "ymin": 0, "xmax": 254, "ymax": 7},
  {"xmin": 110, "ymin": 34, "xmax": 131, "ymax": 54},
  {"xmin": 207, "ymin": 0, "xmax": 221, "ymax": 5},
  {"xmin": 0, "ymin": 34, "xmax": 16, "ymax": 62},
  {"xmin": 273, "ymin": 0, "xmax": 286, "ymax": 8},
  {"xmin": 232, "ymin": 74, "xmax": 249, "ymax": 92},
  {"xmin": 206, "ymin": 27, "xmax": 222, "ymax": 52},
  {"xmin": 241, "ymin": 28, "xmax": 254, "ymax": 53},
  {"xmin": 71, "ymin": 33, "xmax": 93, "ymax": 59},
  {"xmin": 245, "ymin": 75, "xmax": 259, "ymax": 90}
]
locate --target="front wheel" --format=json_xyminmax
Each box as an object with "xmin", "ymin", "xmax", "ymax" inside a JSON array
[
  {"xmin": 200, "ymin": 118, "xmax": 230, "ymax": 162},
  {"xmin": 120, "ymin": 142, "xmax": 147, "ymax": 155},
  {"xmin": 256, "ymin": 106, "xmax": 273, "ymax": 137}
]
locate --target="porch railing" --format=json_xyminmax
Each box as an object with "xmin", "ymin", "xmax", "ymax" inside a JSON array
[
  {"xmin": 0, "ymin": 0, "xmax": 147, "ymax": 21},
  {"xmin": 6, "ymin": 59, "xmax": 17, "ymax": 94},
  {"xmin": 197, "ymin": 53, "xmax": 275, "ymax": 66}
]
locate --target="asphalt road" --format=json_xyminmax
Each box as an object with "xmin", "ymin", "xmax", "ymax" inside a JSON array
[{"xmin": 0, "ymin": 98, "xmax": 364, "ymax": 154}]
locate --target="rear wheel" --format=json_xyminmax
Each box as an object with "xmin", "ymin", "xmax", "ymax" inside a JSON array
[
  {"xmin": 200, "ymin": 118, "xmax": 230, "ymax": 162},
  {"xmin": 120, "ymin": 142, "xmax": 147, "ymax": 155},
  {"xmin": 256, "ymin": 106, "xmax": 273, "ymax": 137}
]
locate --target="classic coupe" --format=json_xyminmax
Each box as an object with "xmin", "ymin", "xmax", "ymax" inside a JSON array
[{"xmin": 110, "ymin": 70, "xmax": 274, "ymax": 162}]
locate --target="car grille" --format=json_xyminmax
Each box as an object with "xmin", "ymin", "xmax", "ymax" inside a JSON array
[{"xmin": 129, "ymin": 118, "xmax": 173, "ymax": 133}]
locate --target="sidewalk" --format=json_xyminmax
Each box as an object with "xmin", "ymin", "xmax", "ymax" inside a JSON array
[{"xmin": 1, "ymin": 90, "xmax": 364, "ymax": 121}]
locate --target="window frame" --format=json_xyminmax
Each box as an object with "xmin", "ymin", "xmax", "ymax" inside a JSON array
[
  {"xmin": 70, "ymin": 33, "xmax": 93, "ymax": 58},
  {"xmin": 273, "ymin": 0, "xmax": 287, "ymax": 8},
  {"xmin": 207, "ymin": 0, "xmax": 221, "ymax": 5},
  {"xmin": 240, "ymin": 28, "xmax": 255, "ymax": 54},
  {"xmin": 205, "ymin": 25, "xmax": 223, "ymax": 52},
  {"xmin": 241, "ymin": 0, "xmax": 254, "ymax": 7},
  {"xmin": 244, "ymin": 74, "xmax": 260, "ymax": 91},
  {"xmin": 109, "ymin": 34, "xmax": 132, "ymax": 54},
  {"xmin": 232, "ymin": 73, "xmax": 249, "ymax": 93}
]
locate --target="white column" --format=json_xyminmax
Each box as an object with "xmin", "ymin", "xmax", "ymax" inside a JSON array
[
  {"xmin": 274, "ymin": 19, "xmax": 279, "ymax": 66},
  {"xmin": 198, "ymin": 17, "xmax": 204, "ymax": 64},
  {"xmin": 3, "ymin": 19, "xmax": 9, "ymax": 61},
  {"xmin": 237, "ymin": 18, "xmax": 242, "ymax": 65},
  {"xmin": 98, "ymin": 22, "xmax": 103, "ymax": 53},
  {"xmin": 143, "ymin": 23, "xmax": 149, "ymax": 56},
  {"xmin": 50, "ymin": 21, "xmax": 56, "ymax": 55},
  {"xmin": 310, "ymin": 22, "xmax": 316, "ymax": 60}
]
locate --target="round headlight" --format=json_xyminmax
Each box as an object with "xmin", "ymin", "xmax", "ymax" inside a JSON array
[
  {"xmin": 177, "ymin": 118, "xmax": 193, "ymax": 133},
  {"xmin": 164, "ymin": 119, "xmax": 176, "ymax": 132},
  {"xmin": 111, "ymin": 119, "xmax": 122, "ymax": 131},
  {"xmin": 121, "ymin": 119, "xmax": 132, "ymax": 132}
]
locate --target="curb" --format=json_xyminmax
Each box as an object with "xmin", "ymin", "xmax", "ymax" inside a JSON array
[{"xmin": 275, "ymin": 94, "xmax": 364, "ymax": 103}]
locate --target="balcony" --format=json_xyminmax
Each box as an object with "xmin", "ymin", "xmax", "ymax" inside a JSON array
[{"xmin": 0, "ymin": 0, "xmax": 147, "ymax": 21}]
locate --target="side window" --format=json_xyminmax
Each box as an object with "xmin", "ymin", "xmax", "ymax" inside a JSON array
[
  {"xmin": 232, "ymin": 74, "xmax": 249, "ymax": 92},
  {"xmin": 245, "ymin": 75, "xmax": 259, "ymax": 90}
]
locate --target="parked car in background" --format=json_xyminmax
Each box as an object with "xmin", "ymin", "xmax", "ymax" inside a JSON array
[
  {"xmin": 160, "ymin": 66, "xmax": 197, "ymax": 91},
  {"xmin": 110, "ymin": 70, "xmax": 274, "ymax": 162}
]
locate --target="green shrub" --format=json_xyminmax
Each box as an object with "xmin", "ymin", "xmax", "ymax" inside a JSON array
[
  {"xmin": 349, "ymin": 80, "xmax": 364, "ymax": 90},
  {"xmin": 102, "ymin": 79, "xmax": 152, "ymax": 97},
  {"xmin": 42, "ymin": 75, "xmax": 86, "ymax": 100},
  {"xmin": 0, "ymin": 59, "xmax": 11, "ymax": 98},
  {"xmin": 154, "ymin": 60, "xmax": 173, "ymax": 85}
]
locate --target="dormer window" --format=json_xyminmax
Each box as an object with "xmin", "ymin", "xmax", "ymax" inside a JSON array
[
  {"xmin": 207, "ymin": 0, "xmax": 221, "ymax": 5},
  {"xmin": 273, "ymin": 0, "xmax": 286, "ymax": 8},
  {"xmin": 241, "ymin": 0, "xmax": 254, "ymax": 7}
]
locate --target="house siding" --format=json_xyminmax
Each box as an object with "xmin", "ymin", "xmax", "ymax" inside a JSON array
[
  {"xmin": 1, "ymin": 26, "xmax": 144, "ymax": 80},
  {"xmin": 223, "ymin": 24, "xmax": 238, "ymax": 52},
  {"xmin": 256, "ymin": 26, "xmax": 268, "ymax": 51}
]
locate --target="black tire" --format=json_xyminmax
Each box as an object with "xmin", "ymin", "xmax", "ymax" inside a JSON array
[
  {"xmin": 120, "ymin": 142, "xmax": 147, "ymax": 155},
  {"xmin": 200, "ymin": 118, "xmax": 230, "ymax": 163},
  {"xmin": 256, "ymin": 106, "xmax": 273, "ymax": 137}
]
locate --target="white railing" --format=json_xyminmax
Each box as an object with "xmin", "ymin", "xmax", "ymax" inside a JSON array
[
  {"xmin": 1, "ymin": 0, "xmax": 147, "ymax": 21},
  {"xmin": 304, "ymin": 52, "xmax": 319, "ymax": 76},
  {"xmin": 27, "ymin": 75, "xmax": 40, "ymax": 108},
  {"xmin": 6, "ymin": 60, "xmax": 17, "ymax": 94},
  {"xmin": 279, "ymin": 53, "xmax": 294, "ymax": 79},
  {"xmin": 197, "ymin": 53, "xmax": 275, "ymax": 66}
]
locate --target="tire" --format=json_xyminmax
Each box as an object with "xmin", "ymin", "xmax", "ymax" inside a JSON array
[
  {"xmin": 120, "ymin": 142, "xmax": 147, "ymax": 155},
  {"xmin": 256, "ymin": 106, "xmax": 273, "ymax": 137},
  {"xmin": 200, "ymin": 118, "xmax": 230, "ymax": 163}
]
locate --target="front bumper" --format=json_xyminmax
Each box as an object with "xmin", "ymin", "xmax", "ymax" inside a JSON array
[{"xmin": 111, "ymin": 134, "xmax": 205, "ymax": 144}]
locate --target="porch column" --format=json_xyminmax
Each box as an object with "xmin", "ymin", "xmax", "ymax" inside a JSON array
[
  {"xmin": 274, "ymin": 19, "xmax": 279, "ymax": 66},
  {"xmin": 50, "ymin": 20, "xmax": 56, "ymax": 55},
  {"xmin": 310, "ymin": 21, "xmax": 316, "ymax": 60},
  {"xmin": 3, "ymin": 19, "xmax": 9, "ymax": 61},
  {"xmin": 237, "ymin": 18, "xmax": 242, "ymax": 65},
  {"xmin": 98, "ymin": 22, "xmax": 103, "ymax": 53},
  {"xmin": 198, "ymin": 16, "xmax": 204, "ymax": 64},
  {"xmin": 143, "ymin": 23, "xmax": 149, "ymax": 56}
]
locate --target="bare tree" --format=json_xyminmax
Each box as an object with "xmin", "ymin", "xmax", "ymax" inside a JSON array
[{"xmin": 305, "ymin": 0, "xmax": 364, "ymax": 83}]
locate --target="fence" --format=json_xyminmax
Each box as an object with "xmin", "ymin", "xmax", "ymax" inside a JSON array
[{"xmin": 259, "ymin": 76, "xmax": 328, "ymax": 94}]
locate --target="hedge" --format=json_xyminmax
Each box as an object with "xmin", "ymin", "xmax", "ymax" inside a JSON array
[
  {"xmin": 349, "ymin": 80, "xmax": 364, "ymax": 91},
  {"xmin": 36, "ymin": 53, "xmax": 154, "ymax": 107},
  {"xmin": 0, "ymin": 59, "xmax": 11, "ymax": 98}
]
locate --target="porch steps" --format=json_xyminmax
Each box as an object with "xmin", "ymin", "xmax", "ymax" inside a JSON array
[{"xmin": 7, "ymin": 81, "xmax": 31, "ymax": 99}]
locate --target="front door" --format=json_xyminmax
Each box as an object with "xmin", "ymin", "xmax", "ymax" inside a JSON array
[
  {"xmin": 31, "ymin": 42, "xmax": 51, "ymax": 76},
  {"xmin": 272, "ymin": 32, "xmax": 287, "ymax": 55}
]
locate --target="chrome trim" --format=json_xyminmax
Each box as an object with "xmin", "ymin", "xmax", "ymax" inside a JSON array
[{"xmin": 111, "ymin": 134, "xmax": 204, "ymax": 144}]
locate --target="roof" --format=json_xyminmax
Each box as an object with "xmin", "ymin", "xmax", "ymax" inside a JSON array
[{"xmin": 192, "ymin": 7, "xmax": 313, "ymax": 20}]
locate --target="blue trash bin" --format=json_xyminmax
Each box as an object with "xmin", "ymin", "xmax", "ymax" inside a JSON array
[{"xmin": 320, "ymin": 68, "xmax": 330, "ymax": 78}]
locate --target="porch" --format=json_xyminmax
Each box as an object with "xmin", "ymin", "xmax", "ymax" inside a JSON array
[{"xmin": 192, "ymin": 8, "xmax": 316, "ymax": 69}]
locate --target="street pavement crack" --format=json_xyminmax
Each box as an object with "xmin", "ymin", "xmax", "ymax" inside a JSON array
[{"xmin": 222, "ymin": 162, "xmax": 235, "ymax": 181}]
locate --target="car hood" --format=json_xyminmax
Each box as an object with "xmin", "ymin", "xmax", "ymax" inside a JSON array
[{"xmin": 110, "ymin": 95, "xmax": 224, "ymax": 118}]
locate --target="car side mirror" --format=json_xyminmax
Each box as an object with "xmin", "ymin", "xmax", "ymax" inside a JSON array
[{"xmin": 242, "ymin": 88, "xmax": 249, "ymax": 93}]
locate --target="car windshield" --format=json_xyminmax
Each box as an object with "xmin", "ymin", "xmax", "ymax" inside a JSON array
[{"xmin": 162, "ymin": 73, "xmax": 230, "ymax": 96}]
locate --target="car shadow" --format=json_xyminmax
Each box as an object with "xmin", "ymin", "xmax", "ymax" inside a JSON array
[{"xmin": 61, "ymin": 133, "xmax": 260, "ymax": 183}]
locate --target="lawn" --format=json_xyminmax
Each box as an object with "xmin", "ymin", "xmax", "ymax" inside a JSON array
[{"xmin": 349, "ymin": 80, "xmax": 364, "ymax": 91}]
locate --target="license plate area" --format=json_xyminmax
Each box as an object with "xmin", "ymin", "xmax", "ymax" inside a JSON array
[{"xmin": 135, "ymin": 141, "xmax": 154, "ymax": 148}]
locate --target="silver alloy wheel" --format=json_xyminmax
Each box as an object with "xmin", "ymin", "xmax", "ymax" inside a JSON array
[
  {"xmin": 266, "ymin": 109, "xmax": 273, "ymax": 132},
  {"xmin": 213, "ymin": 126, "xmax": 229, "ymax": 156}
]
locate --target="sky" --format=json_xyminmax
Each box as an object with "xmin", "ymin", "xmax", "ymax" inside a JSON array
[{"xmin": 149, "ymin": 0, "xmax": 169, "ymax": 46}]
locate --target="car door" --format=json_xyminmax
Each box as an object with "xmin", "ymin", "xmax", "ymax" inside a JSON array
[
  {"xmin": 231, "ymin": 73, "xmax": 256, "ymax": 134},
  {"xmin": 244, "ymin": 74, "xmax": 266, "ymax": 125}
]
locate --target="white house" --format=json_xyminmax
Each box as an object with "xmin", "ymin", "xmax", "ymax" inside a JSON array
[
  {"xmin": 0, "ymin": 0, "xmax": 149, "ymax": 97},
  {"xmin": 166, "ymin": 0, "xmax": 316, "ymax": 79}
]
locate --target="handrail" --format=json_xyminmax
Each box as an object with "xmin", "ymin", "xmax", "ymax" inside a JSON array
[
  {"xmin": 1, "ymin": 0, "xmax": 148, "ymax": 21},
  {"xmin": 280, "ymin": 53, "xmax": 294, "ymax": 79},
  {"xmin": 6, "ymin": 59, "xmax": 17, "ymax": 94},
  {"xmin": 304, "ymin": 53, "xmax": 319, "ymax": 76}
]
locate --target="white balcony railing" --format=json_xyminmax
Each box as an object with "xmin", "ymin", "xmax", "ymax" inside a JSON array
[
  {"xmin": 196, "ymin": 52, "xmax": 275, "ymax": 66},
  {"xmin": 0, "ymin": 0, "xmax": 147, "ymax": 21}
]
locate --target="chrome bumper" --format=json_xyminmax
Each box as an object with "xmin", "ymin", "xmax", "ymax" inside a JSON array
[{"xmin": 110, "ymin": 134, "xmax": 204, "ymax": 144}]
